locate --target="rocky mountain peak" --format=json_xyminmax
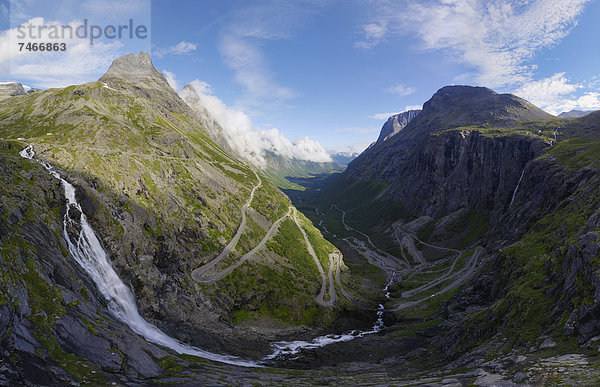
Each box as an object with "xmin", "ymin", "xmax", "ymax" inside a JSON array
[
  {"xmin": 375, "ymin": 110, "xmax": 421, "ymax": 145},
  {"xmin": 99, "ymin": 51, "xmax": 171, "ymax": 89},
  {"xmin": 0, "ymin": 82, "xmax": 26, "ymax": 99},
  {"xmin": 417, "ymin": 85, "xmax": 552, "ymax": 129}
]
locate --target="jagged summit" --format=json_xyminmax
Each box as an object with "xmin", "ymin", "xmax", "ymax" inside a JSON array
[
  {"xmin": 375, "ymin": 110, "xmax": 421, "ymax": 145},
  {"xmin": 99, "ymin": 51, "xmax": 171, "ymax": 90}
]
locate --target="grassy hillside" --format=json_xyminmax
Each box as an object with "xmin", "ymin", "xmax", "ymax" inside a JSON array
[{"xmin": 0, "ymin": 55, "xmax": 359, "ymax": 356}]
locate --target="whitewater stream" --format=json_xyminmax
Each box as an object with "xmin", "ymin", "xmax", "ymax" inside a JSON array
[
  {"xmin": 19, "ymin": 146, "xmax": 257, "ymax": 368},
  {"xmin": 509, "ymin": 167, "xmax": 526, "ymax": 208},
  {"xmin": 265, "ymin": 306, "xmax": 385, "ymax": 361},
  {"xmin": 19, "ymin": 145, "xmax": 387, "ymax": 367}
]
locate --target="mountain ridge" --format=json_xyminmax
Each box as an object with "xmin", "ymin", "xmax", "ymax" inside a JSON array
[
  {"xmin": 0, "ymin": 52, "xmax": 374, "ymax": 383},
  {"xmin": 295, "ymin": 84, "xmax": 600, "ymax": 376}
]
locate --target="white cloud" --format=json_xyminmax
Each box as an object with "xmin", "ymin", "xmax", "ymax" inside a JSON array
[
  {"xmin": 404, "ymin": 104, "xmax": 423, "ymax": 111},
  {"xmin": 171, "ymin": 41, "xmax": 196, "ymax": 54},
  {"xmin": 335, "ymin": 127, "xmax": 378, "ymax": 134},
  {"xmin": 180, "ymin": 80, "xmax": 332, "ymax": 167},
  {"xmin": 154, "ymin": 40, "xmax": 197, "ymax": 58},
  {"xmin": 0, "ymin": 17, "xmax": 124, "ymax": 88},
  {"xmin": 219, "ymin": 34, "xmax": 295, "ymax": 102},
  {"xmin": 369, "ymin": 112, "xmax": 400, "ymax": 120},
  {"xmin": 162, "ymin": 70, "xmax": 179, "ymax": 91},
  {"xmin": 514, "ymin": 73, "xmax": 600, "ymax": 115},
  {"xmin": 217, "ymin": 1, "xmax": 326, "ymax": 107},
  {"xmin": 355, "ymin": 22, "xmax": 388, "ymax": 49},
  {"xmin": 327, "ymin": 142, "xmax": 372, "ymax": 155},
  {"xmin": 369, "ymin": 106, "xmax": 421, "ymax": 120},
  {"xmin": 385, "ymin": 83, "xmax": 415, "ymax": 96},
  {"xmin": 80, "ymin": 0, "xmax": 147, "ymax": 16},
  {"xmin": 514, "ymin": 73, "xmax": 579, "ymax": 107},
  {"xmin": 357, "ymin": 0, "xmax": 590, "ymax": 87}
]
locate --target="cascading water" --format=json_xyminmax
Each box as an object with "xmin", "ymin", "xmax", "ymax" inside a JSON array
[
  {"xmin": 264, "ymin": 276, "xmax": 391, "ymax": 361},
  {"xmin": 19, "ymin": 146, "xmax": 258, "ymax": 368},
  {"xmin": 509, "ymin": 167, "xmax": 526, "ymax": 208},
  {"xmin": 264, "ymin": 310, "xmax": 385, "ymax": 361}
]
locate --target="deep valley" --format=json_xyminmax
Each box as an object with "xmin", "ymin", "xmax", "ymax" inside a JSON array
[{"xmin": 1, "ymin": 53, "xmax": 600, "ymax": 386}]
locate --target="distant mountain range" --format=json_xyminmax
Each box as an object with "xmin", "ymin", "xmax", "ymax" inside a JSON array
[
  {"xmin": 329, "ymin": 151, "xmax": 359, "ymax": 166},
  {"xmin": 557, "ymin": 109, "xmax": 596, "ymax": 118},
  {"xmin": 0, "ymin": 81, "xmax": 39, "ymax": 99}
]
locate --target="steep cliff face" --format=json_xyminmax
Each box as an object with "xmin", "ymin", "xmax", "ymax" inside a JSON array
[
  {"xmin": 310, "ymin": 85, "xmax": 600, "ymax": 363},
  {"xmin": 178, "ymin": 83, "xmax": 236, "ymax": 156},
  {"xmin": 374, "ymin": 109, "xmax": 420, "ymax": 145},
  {"xmin": 0, "ymin": 142, "xmax": 173, "ymax": 384},
  {"xmin": 339, "ymin": 86, "xmax": 555, "ymax": 221}
]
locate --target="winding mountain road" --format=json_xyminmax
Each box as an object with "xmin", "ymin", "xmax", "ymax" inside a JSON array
[
  {"xmin": 292, "ymin": 208, "xmax": 336, "ymax": 307},
  {"xmin": 192, "ymin": 208, "xmax": 292, "ymax": 283},
  {"xmin": 390, "ymin": 247, "xmax": 483, "ymax": 311},
  {"xmin": 322, "ymin": 204, "xmax": 485, "ymax": 313},
  {"xmin": 191, "ymin": 178, "xmax": 338, "ymax": 307},
  {"xmin": 191, "ymin": 172, "xmax": 262, "ymax": 281}
]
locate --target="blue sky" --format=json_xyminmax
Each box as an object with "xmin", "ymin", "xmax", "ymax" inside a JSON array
[{"xmin": 2, "ymin": 0, "xmax": 600, "ymax": 155}]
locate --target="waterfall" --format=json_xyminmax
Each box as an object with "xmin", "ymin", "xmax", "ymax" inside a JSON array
[
  {"xmin": 19, "ymin": 146, "xmax": 258, "ymax": 368},
  {"xmin": 551, "ymin": 127, "xmax": 559, "ymax": 146},
  {"xmin": 509, "ymin": 167, "xmax": 526, "ymax": 208}
]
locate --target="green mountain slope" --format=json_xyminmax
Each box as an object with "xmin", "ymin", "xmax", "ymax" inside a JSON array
[{"xmin": 0, "ymin": 52, "xmax": 368, "ymax": 363}]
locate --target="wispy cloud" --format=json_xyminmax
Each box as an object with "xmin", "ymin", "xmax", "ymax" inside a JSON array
[
  {"xmin": 162, "ymin": 70, "xmax": 179, "ymax": 91},
  {"xmin": 219, "ymin": 34, "xmax": 295, "ymax": 102},
  {"xmin": 514, "ymin": 73, "xmax": 600, "ymax": 115},
  {"xmin": 385, "ymin": 83, "xmax": 415, "ymax": 96},
  {"xmin": 154, "ymin": 41, "xmax": 197, "ymax": 58},
  {"xmin": 403, "ymin": 104, "xmax": 423, "ymax": 111},
  {"xmin": 357, "ymin": 0, "xmax": 590, "ymax": 87},
  {"xmin": 217, "ymin": 1, "xmax": 325, "ymax": 108},
  {"xmin": 369, "ymin": 112, "xmax": 400, "ymax": 120},
  {"xmin": 369, "ymin": 105, "xmax": 422, "ymax": 120},
  {"xmin": 335, "ymin": 127, "xmax": 378, "ymax": 134},
  {"xmin": 180, "ymin": 79, "xmax": 332, "ymax": 166},
  {"xmin": 0, "ymin": 17, "xmax": 123, "ymax": 88}
]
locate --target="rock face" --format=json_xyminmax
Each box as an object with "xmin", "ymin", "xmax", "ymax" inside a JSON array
[
  {"xmin": 0, "ymin": 143, "xmax": 168, "ymax": 384},
  {"xmin": 375, "ymin": 110, "xmax": 420, "ymax": 145},
  {"xmin": 178, "ymin": 83, "xmax": 236, "ymax": 155},
  {"xmin": 99, "ymin": 51, "xmax": 170, "ymax": 90},
  {"xmin": 0, "ymin": 82, "xmax": 26, "ymax": 99},
  {"xmin": 342, "ymin": 86, "xmax": 552, "ymax": 218},
  {"xmin": 315, "ymin": 84, "xmax": 600, "ymax": 360}
]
